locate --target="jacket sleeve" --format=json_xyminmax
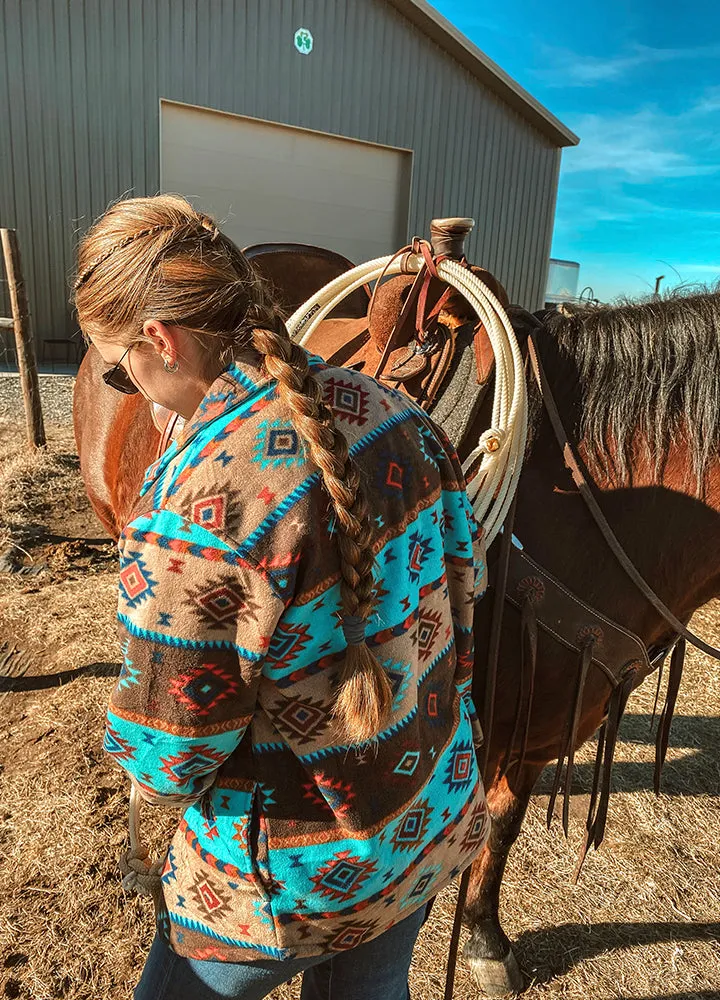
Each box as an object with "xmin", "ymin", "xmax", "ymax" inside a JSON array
[{"xmin": 103, "ymin": 509, "xmax": 285, "ymax": 805}]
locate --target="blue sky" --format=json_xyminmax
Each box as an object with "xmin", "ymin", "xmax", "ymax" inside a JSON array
[{"xmin": 430, "ymin": 0, "xmax": 720, "ymax": 302}]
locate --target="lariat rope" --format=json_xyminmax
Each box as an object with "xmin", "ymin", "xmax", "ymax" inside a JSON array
[{"xmin": 286, "ymin": 247, "xmax": 528, "ymax": 547}]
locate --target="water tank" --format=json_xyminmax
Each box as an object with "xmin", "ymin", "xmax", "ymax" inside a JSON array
[{"xmin": 545, "ymin": 258, "xmax": 580, "ymax": 304}]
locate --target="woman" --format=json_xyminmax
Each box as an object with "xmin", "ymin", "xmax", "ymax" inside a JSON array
[{"xmin": 74, "ymin": 195, "xmax": 490, "ymax": 1000}]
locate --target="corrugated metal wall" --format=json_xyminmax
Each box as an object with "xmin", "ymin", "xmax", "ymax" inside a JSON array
[{"xmin": 0, "ymin": 0, "xmax": 561, "ymax": 347}]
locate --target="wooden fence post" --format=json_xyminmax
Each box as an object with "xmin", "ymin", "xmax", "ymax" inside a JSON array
[{"xmin": 1, "ymin": 228, "xmax": 46, "ymax": 448}]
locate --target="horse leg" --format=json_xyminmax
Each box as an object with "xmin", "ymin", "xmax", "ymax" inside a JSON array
[{"xmin": 463, "ymin": 763, "xmax": 543, "ymax": 995}]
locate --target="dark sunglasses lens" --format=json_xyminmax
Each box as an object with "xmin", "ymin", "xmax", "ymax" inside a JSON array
[{"xmin": 102, "ymin": 367, "xmax": 139, "ymax": 394}]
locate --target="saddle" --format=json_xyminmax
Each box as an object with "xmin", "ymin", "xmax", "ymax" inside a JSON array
[
  {"xmin": 306, "ymin": 219, "xmax": 513, "ymax": 447},
  {"xmin": 150, "ymin": 222, "xmax": 513, "ymax": 455}
]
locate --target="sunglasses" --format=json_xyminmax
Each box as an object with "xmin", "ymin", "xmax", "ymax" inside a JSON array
[{"xmin": 102, "ymin": 345, "xmax": 139, "ymax": 394}]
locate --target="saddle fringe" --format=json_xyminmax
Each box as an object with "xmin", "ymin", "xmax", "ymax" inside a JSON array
[
  {"xmin": 545, "ymin": 634, "xmax": 684, "ymax": 880},
  {"xmin": 546, "ymin": 639, "xmax": 593, "ymax": 836},
  {"xmin": 573, "ymin": 667, "xmax": 636, "ymax": 880},
  {"xmin": 653, "ymin": 638, "xmax": 686, "ymax": 795},
  {"xmin": 500, "ymin": 595, "xmax": 538, "ymax": 782}
]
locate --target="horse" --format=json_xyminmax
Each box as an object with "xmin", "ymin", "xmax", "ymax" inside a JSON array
[
  {"xmin": 457, "ymin": 294, "xmax": 720, "ymax": 991},
  {"xmin": 72, "ymin": 242, "xmax": 720, "ymax": 995},
  {"xmin": 291, "ymin": 259, "xmax": 720, "ymax": 990}
]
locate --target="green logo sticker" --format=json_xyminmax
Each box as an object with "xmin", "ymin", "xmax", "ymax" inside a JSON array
[{"xmin": 294, "ymin": 27, "xmax": 313, "ymax": 54}]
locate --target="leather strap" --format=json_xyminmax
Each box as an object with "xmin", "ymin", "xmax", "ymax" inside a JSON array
[
  {"xmin": 500, "ymin": 595, "xmax": 537, "ymax": 781},
  {"xmin": 444, "ymin": 864, "xmax": 472, "ymax": 1000},
  {"xmin": 372, "ymin": 240, "xmax": 457, "ymax": 385},
  {"xmin": 527, "ymin": 332, "xmax": 720, "ymax": 661},
  {"xmin": 366, "ymin": 243, "xmax": 413, "ymax": 341},
  {"xmin": 481, "ymin": 495, "xmax": 518, "ymax": 775},
  {"xmin": 372, "ymin": 264, "xmax": 427, "ymax": 379},
  {"xmin": 591, "ymin": 668, "xmax": 635, "ymax": 850},
  {"xmin": 561, "ymin": 640, "xmax": 593, "ymax": 836},
  {"xmin": 654, "ymin": 638, "xmax": 686, "ymax": 793},
  {"xmin": 574, "ymin": 719, "xmax": 607, "ymax": 880}
]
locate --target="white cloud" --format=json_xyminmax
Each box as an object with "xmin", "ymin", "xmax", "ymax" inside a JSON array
[
  {"xmin": 560, "ymin": 108, "xmax": 720, "ymax": 179},
  {"xmin": 691, "ymin": 86, "xmax": 720, "ymax": 115},
  {"xmin": 536, "ymin": 43, "xmax": 720, "ymax": 87}
]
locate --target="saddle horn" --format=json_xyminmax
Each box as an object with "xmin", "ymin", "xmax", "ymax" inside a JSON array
[{"xmin": 429, "ymin": 217, "xmax": 475, "ymax": 260}]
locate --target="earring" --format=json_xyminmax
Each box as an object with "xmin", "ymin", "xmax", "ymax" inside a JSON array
[{"xmin": 163, "ymin": 357, "xmax": 179, "ymax": 373}]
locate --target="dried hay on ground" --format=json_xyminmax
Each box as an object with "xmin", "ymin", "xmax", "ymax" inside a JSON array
[
  {"xmin": 0, "ymin": 421, "xmax": 78, "ymax": 550},
  {"xmin": 0, "ymin": 422, "xmax": 718, "ymax": 1000}
]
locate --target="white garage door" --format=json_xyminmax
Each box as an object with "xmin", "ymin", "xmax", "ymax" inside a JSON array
[{"xmin": 160, "ymin": 100, "xmax": 412, "ymax": 264}]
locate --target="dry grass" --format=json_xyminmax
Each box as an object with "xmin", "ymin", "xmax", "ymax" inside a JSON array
[
  {"xmin": 0, "ymin": 420, "xmax": 81, "ymax": 551},
  {"xmin": 0, "ymin": 421, "xmax": 718, "ymax": 1000}
]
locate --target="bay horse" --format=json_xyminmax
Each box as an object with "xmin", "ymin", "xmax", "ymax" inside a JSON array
[{"xmin": 73, "ymin": 245, "xmax": 720, "ymax": 994}]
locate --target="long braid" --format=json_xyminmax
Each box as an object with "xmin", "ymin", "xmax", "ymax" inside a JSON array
[
  {"xmin": 251, "ymin": 319, "xmax": 392, "ymax": 742},
  {"xmin": 74, "ymin": 194, "xmax": 392, "ymax": 742}
]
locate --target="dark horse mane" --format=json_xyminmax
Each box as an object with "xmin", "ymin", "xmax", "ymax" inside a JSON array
[{"xmin": 537, "ymin": 285, "xmax": 720, "ymax": 493}]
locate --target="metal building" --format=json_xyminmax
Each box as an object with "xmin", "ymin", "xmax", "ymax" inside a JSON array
[{"xmin": 0, "ymin": 0, "xmax": 578, "ymax": 357}]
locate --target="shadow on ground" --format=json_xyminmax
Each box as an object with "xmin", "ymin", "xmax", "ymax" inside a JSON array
[
  {"xmin": 513, "ymin": 919, "xmax": 720, "ymax": 987},
  {"xmin": 0, "ymin": 661, "xmax": 120, "ymax": 693},
  {"xmin": 535, "ymin": 713, "xmax": 720, "ymax": 797}
]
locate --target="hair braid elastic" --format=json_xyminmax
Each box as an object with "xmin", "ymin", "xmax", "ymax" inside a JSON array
[{"xmin": 251, "ymin": 319, "xmax": 392, "ymax": 743}]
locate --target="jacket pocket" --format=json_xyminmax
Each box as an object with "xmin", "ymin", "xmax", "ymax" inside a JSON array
[{"xmin": 247, "ymin": 781, "xmax": 273, "ymax": 903}]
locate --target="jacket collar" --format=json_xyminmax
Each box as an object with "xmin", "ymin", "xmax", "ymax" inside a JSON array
[
  {"xmin": 139, "ymin": 350, "xmax": 273, "ymax": 498},
  {"xmin": 138, "ymin": 349, "xmax": 327, "ymax": 500}
]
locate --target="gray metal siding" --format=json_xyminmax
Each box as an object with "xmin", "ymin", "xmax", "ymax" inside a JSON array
[{"xmin": 0, "ymin": 0, "xmax": 561, "ymax": 346}]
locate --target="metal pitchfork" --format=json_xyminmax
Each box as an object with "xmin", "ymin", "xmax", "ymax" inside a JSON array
[{"xmin": 0, "ymin": 643, "xmax": 31, "ymax": 703}]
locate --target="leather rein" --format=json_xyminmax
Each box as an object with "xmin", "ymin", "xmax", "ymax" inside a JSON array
[{"xmin": 526, "ymin": 328, "xmax": 720, "ymax": 661}]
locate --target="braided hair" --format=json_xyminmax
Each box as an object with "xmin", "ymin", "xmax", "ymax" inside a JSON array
[{"xmin": 74, "ymin": 195, "xmax": 391, "ymax": 743}]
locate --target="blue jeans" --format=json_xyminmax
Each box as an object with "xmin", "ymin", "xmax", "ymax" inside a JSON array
[{"xmin": 134, "ymin": 903, "xmax": 428, "ymax": 1000}]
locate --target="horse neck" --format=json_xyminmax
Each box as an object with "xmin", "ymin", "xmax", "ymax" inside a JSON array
[
  {"xmin": 466, "ymin": 331, "xmax": 720, "ymax": 651},
  {"xmin": 75, "ymin": 346, "xmax": 159, "ymax": 540}
]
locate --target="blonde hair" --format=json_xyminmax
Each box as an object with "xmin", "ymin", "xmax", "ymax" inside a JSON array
[{"xmin": 74, "ymin": 195, "xmax": 392, "ymax": 743}]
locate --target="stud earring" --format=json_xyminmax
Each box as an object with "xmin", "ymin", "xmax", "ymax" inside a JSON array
[{"xmin": 163, "ymin": 357, "xmax": 179, "ymax": 373}]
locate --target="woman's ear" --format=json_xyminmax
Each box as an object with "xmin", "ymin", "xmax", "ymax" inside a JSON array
[{"xmin": 142, "ymin": 320, "xmax": 178, "ymax": 363}]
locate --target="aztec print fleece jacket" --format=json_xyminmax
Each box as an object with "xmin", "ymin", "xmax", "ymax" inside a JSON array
[{"xmin": 104, "ymin": 349, "xmax": 490, "ymax": 963}]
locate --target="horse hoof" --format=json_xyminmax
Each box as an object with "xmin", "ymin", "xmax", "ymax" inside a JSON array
[{"xmin": 464, "ymin": 947, "xmax": 525, "ymax": 995}]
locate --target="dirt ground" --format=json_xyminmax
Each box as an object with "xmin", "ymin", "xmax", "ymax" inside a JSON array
[{"xmin": 0, "ymin": 415, "xmax": 718, "ymax": 1000}]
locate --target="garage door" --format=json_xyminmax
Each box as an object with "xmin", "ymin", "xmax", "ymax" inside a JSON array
[{"xmin": 160, "ymin": 100, "xmax": 412, "ymax": 264}]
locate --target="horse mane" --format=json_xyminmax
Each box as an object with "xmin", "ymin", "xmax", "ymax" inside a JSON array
[{"xmin": 541, "ymin": 285, "xmax": 720, "ymax": 492}]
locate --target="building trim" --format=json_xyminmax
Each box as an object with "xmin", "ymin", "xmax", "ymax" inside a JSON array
[{"xmin": 386, "ymin": 0, "xmax": 579, "ymax": 147}]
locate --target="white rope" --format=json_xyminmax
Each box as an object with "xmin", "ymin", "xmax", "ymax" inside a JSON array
[{"xmin": 286, "ymin": 253, "xmax": 527, "ymax": 547}]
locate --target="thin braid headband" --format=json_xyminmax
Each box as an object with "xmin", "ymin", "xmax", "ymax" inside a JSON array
[
  {"xmin": 73, "ymin": 217, "xmax": 221, "ymax": 292},
  {"xmin": 73, "ymin": 224, "xmax": 174, "ymax": 292}
]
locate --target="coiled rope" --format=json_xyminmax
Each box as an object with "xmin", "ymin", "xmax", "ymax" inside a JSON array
[{"xmin": 286, "ymin": 250, "xmax": 527, "ymax": 547}]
